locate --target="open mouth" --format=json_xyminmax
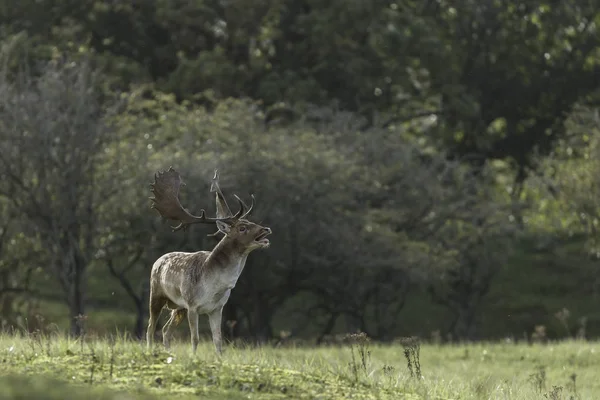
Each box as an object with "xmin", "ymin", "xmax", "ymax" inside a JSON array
[{"xmin": 254, "ymin": 229, "xmax": 271, "ymax": 245}]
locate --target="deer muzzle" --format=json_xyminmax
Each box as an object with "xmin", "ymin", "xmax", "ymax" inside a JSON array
[{"xmin": 255, "ymin": 227, "xmax": 272, "ymax": 246}]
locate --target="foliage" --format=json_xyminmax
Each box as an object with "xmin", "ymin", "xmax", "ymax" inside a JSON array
[
  {"xmin": 422, "ymin": 1, "xmax": 600, "ymax": 171},
  {"xmin": 4, "ymin": 0, "xmax": 599, "ymax": 170},
  {"xmin": 539, "ymin": 106, "xmax": 600, "ymax": 252},
  {"xmin": 0, "ymin": 0, "xmax": 600, "ymax": 343}
]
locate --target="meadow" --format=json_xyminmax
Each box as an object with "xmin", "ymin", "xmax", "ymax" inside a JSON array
[{"xmin": 0, "ymin": 332, "xmax": 595, "ymax": 399}]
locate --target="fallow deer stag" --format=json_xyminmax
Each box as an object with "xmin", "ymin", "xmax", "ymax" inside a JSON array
[{"xmin": 146, "ymin": 167, "xmax": 271, "ymax": 354}]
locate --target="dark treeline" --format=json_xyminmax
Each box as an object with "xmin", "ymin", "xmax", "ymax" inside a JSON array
[{"xmin": 0, "ymin": 0, "xmax": 600, "ymax": 343}]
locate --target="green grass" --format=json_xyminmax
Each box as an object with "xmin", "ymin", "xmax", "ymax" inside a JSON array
[{"xmin": 0, "ymin": 333, "xmax": 596, "ymax": 399}]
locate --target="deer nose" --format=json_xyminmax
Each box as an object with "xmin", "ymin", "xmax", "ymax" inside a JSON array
[{"xmin": 263, "ymin": 227, "xmax": 272, "ymax": 235}]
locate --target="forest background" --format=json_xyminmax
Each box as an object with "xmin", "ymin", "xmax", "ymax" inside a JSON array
[{"xmin": 1, "ymin": 0, "xmax": 600, "ymax": 345}]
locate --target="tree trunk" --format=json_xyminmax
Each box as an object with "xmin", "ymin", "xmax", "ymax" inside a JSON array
[
  {"xmin": 252, "ymin": 295, "xmax": 273, "ymax": 344},
  {"xmin": 133, "ymin": 304, "xmax": 145, "ymax": 339},
  {"xmin": 69, "ymin": 270, "xmax": 85, "ymax": 337},
  {"xmin": 133, "ymin": 282, "xmax": 149, "ymax": 339},
  {"xmin": 316, "ymin": 312, "xmax": 339, "ymax": 345},
  {"xmin": 451, "ymin": 303, "xmax": 477, "ymax": 341},
  {"xmin": 68, "ymin": 251, "xmax": 87, "ymax": 337}
]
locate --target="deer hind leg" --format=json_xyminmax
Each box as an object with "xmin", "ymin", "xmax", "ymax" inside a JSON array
[
  {"xmin": 146, "ymin": 295, "xmax": 167, "ymax": 349},
  {"xmin": 162, "ymin": 308, "xmax": 187, "ymax": 349}
]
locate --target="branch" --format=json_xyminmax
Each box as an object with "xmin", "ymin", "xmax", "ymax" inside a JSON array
[
  {"xmin": 104, "ymin": 246, "xmax": 145, "ymax": 307},
  {"xmin": 0, "ymin": 151, "xmax": 54, "ymax": 231},
  {"xmin": 381, "ymin": 110, "xmax": 442, "ymax": 129},
  {"xmin": 0, "ymin": 287, "xmax": 29, "ymax": 295}
]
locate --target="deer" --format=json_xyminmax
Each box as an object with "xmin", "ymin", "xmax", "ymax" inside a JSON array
[{"xmin": 146, "ymin": 167, "xmax": 271, "ymax": 354}]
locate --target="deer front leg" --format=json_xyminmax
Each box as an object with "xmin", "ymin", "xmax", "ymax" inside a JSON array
[
  {"xmin": 187, "ymin": 309, "xmax": 200, "ymax": 353},
  {"xmin": 208, "ymin": 307, "xmax": 224, "ymax": 355}
]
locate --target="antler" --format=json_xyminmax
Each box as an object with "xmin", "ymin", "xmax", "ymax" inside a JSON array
[
  {"xmin": 210, "ymin": 169, "xmax": 254, "ymax": 219},
  {"xmin": 211, "ymin": 169, "xmax": 233, "ymax": 218},
  {"xmin": 208, "ymin": 169, "xmax": 232, "ymax": 237},
  {"xmin": 238, "ymin": 193, "xmax": 255, "ymax": 219},
  {"xmin": 150, "ymin": 167, "xmax": 239, "ymax": 232},
  {"xmin": 206, "ymin": 172, "xmax": 256, "ymax": 237}
]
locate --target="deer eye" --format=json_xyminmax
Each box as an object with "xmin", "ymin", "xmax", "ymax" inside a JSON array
[{"xmin": 239, "ymin": 225, "xmax": 246, "ymax": 232}]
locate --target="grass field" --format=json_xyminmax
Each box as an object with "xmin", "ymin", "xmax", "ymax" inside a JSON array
[{"xmin": 0, "ymin": 333, "xmax": 596, "ymax": 399}]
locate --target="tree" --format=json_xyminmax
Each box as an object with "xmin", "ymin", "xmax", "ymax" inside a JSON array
[
  {"xmin": 533, "ymin": 105, "xmax": 600, "ymax": 294},
  {"xmin": 417, "ymin": 1, "xmax": 600, "ymax": 181},
  {"xmin": 426, "ymin": 171, "xmax": 519, "ymax": 340},
  {"xmin": 0, "ymin": 0, "xmax": 439, "ymax": 121},
  {"xmin": 0, "ymin": 58, "xmax": 120, "ymax": 336},
  {"xmin": 356, "ymin": 126, "xmax": 520, "ymax": 341}
]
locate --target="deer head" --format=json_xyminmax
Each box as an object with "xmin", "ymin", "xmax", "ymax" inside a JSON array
[{"xmin": 150, "ymin": 167, "xmax": 271, "ymax": 248}]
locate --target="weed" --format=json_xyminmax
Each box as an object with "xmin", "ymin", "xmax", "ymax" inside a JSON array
[
  {"xmin": 567, "ymin": 373, "xmax": 578, "ymax": 398},
  {"xmin": 576, "ymin": 317, "xmax": 587, "ymax": 340},
  {"xmin": 108, "ymin": 334, "xmax": 116, "ymax": 380},
  {"xmin": 532, "ymin": 325, "xmax": 547, "ymax": 344},
  {"xmin": 399, "ymin": 336, "xmax": 421, "ymax": 379},
  {"xmin": 74, "ymin": 314, "xmax": 88, "ymax": 353},
  {"xmin": 555, "ymin": 308, "xmax": 571, "ymax": 338},
  {"xmin": 88, "ymin": 346, "xmax": 96, "ymax": 385},
  {"xmin": 275, "ymin": 330, "xmax": 292, "ymax": 347},
  {"xmin": 430, "ymin": 330, "xmax": 441, "ymax": 345},
  {"xmin": 544, "ymin": 385, "xmax": 563, "ymax": 400},
  {"xmin": 382, "ymin": 364, "xmax": 395, "ymax": 386},
  {"xmin": 530, "ymin": 365, "xmax": 547, "ymax": 393},
  {"xmin": 462, "ymin": 348, "xmax": 470, "ymax": 360},
  {"xmin": 226, "ymin": 320, "xmax": 237, "ymax": 341},
  {"xmin": 345, "ymin": 331, "xmax": 371, "ymax": 382},
  {"xmin": 382, "ymin": 364, "xmax": 395, "ymax": 375},
  {"xmin": 472, "ymin": 375, "xmax": 493, "ymax": 398}
]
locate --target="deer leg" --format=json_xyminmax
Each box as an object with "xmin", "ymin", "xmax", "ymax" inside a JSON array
[
  {"xmin": 161, "ymin": 310, "xmax": 176, "ymax": 349},
  {"xmin": 146, "ymin": 295, "xmax": 166, "ymax": 349},
  {"xmin": 208, "ymin": 307, "xmax": 224, "ymax": 355},
  {"xmin": 187, "ymin": 309, "xmax": 200, "ymax": 353},
  {"xmin": 162, "ymin": 308, "xmax": 187, "ymax": 348}
]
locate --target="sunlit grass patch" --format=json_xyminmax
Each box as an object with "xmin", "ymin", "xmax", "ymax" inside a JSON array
[{"xmin": 0, "ymin": 333, "xmax": 597, "ymax": 399}]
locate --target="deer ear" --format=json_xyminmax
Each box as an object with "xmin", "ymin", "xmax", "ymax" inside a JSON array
[{"xmin": 215, "ymin": 220, "xmax": 231, "ymax": 234}]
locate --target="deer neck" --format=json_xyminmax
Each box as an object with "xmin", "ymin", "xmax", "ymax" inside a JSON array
[{"xmin": 205, "ymin": 235, "xmax": 250, "ymax": 275}]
